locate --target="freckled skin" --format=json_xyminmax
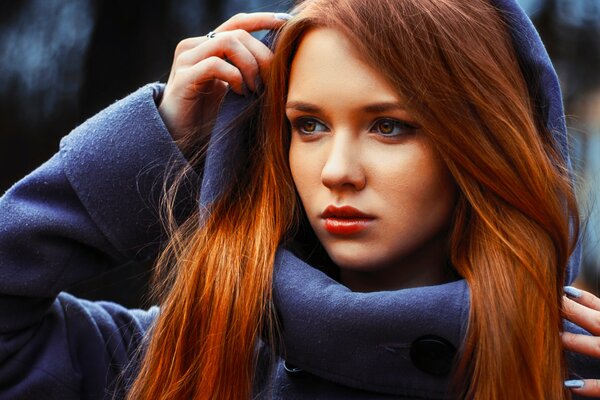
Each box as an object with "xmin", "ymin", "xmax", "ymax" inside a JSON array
[{"xmin": 287, "ymin": 28, "xmax": 457, "ymax": 292}]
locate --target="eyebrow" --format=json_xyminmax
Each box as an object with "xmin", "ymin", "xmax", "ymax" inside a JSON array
[{"xmin": 285, "ymin": 101, "xmax": 407, "ymax": 114}]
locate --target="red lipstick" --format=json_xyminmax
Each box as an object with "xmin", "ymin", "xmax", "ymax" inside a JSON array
[{"xmin": 321, "ymin": 205, "xmax": 375, "ymax": 235}]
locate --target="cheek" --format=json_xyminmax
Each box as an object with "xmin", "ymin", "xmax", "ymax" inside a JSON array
[
  {"xmin": 289, "ymin": 138, "xmax": 317, "ymax": 202},
  {"xmin": 410, "ymin": 152, "xmax": 456, "ymax": 228},
  {"xmin": 288, "ymin": 138, "xmax": 302, "ymax": 192},
  {"xmin": 379, "ymin": 143, "xmax": 456, "ymax": 230}
]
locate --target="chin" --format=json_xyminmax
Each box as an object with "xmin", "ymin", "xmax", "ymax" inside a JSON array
[{"xmin": 328, "ymin": 251, "xmax": 387, "ymax": 272}]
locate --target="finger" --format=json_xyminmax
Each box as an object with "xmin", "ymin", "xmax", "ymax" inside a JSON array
[
  {"xmin": 173, "ymin": 36, "xmax": 208, "ymax": 58},
  {"xmin": 565, "ymin": 286, "xmax": 600, "ymax": 312},
  {"xmin": 190, "ymin": 56, "xmax": 246, "ymax": 95},
  {"xmin": 166, "ymin": 37, "xmax": 207, "ymax": 88},
  {"xmin": 177, "ymin": 33, "xmax": 260, "ymax": 90},
  {"xmin": 235, "ymin": 29, "xmax": 276, "ymax": 84},
  {"xmin": 178, "ymin": 56, "xmax": 246, "ymax": 96},
  {"xmin": 176, "ymin": 11, "xmax": 290, "ymax": 53},
  {"xmin": 564, "ymin": 296, "xmax": 600, "ymax": 336},
  {"xmin": 562, "ymin": 331, "xmax": 600, "ymax": 358},
  {"xmin": 187, "ymin": 30, "xmax": 274, "ymax": 88},
  {"xmin": 215, "ymin": 12, "xmax": 291, "ymax": 34},
  {"xmin": 566, "ymin": 379, "xmax": 600, "ymax": 397}
]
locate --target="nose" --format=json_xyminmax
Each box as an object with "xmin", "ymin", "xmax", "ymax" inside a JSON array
[{"xmin": 321, "ymin": 134, "xmax": 366, "ymax": 191}]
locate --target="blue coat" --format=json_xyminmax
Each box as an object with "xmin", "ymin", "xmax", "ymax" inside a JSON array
[{"xmin": 0, "ymin": 0, "xmax": 599, "ymax": 398}]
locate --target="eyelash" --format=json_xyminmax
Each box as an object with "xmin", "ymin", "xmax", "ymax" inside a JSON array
[
  {"xmin": 291, "ymin": 118, "xmax": 328, "ymax": 135},
  {"xmin": 290, "ymin": 117, "xmax": 418, "ymax": 138},
  {"xmin": 370, "ymin": 119, "xmax": 418, "ymax": 137}
]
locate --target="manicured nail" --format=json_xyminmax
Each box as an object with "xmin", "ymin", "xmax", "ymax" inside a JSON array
[
  {"xmin": 274, "ymin": 12, "xmax": 293, "ymax": 21},
  {"xmin": 254, "ymin": 76, "xmax": 264, "ymax": 92},
  {"xmin": 564, "ymin": 286, "xmax": 582, "ymax": 299},
  {"xmin": 564, "ymin": 379, "xmax": 585, "ymax": 389}
]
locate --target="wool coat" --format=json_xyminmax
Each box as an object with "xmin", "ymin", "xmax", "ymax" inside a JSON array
[{"xmin": 0, "ymin": 0, "xmax": 599, "ymax": 398}]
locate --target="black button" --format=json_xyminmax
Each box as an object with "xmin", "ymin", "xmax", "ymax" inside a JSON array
[
  {"xmin": 283, "ymin": 360, "xmax": 304, "ymax": 374},
  {"xmin": 410, "ymin": 335, "xmax": 456, "ymax": 376}
]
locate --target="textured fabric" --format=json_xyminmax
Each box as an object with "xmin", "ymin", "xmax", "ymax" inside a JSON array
[
  {"xmin": 0, "ymin": 83, "xmax": 185, "ymax": 399},
  {"xmin": 0, "ymin": 1, "xmax": 598, "ymax": 399},
  {"xmin": 272, "ymin": 250, "xmax": 469, "ymax": 398}
]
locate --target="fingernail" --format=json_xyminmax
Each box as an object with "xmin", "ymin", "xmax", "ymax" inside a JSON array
[
  {"xmin": 564, "ymin": 379, "xmax": 585, "ymax": 389},
  {"xmin": 254, "ymin": 76, "xmax": 264, "ymax": 92},
  {"xmin": 274, "ymin": 12, "xmax": 293, "ymax": 21},
  {"xmin": 564, "ymin": 286, "xmax": 582, "ymax": 299}
]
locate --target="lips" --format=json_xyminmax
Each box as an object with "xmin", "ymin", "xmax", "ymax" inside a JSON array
[{"xmin": 321, "ymin": 205, "xmax": 375, "ymax": 235}]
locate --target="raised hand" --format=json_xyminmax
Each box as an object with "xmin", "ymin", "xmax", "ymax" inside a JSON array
[{"xmin": 158, "ymin": 12, "xmax": 292, "ymax": 141}]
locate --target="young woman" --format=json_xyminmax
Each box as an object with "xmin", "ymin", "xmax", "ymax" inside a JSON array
[{"xmin": 1, "ymin": 0, "xmax": 600, "ymax": 399}]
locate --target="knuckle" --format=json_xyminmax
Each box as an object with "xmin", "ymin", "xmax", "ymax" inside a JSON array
[
  {"xmin": 562, "ymin": 333, "xmax": 575, "ymax": 346},
  {"xmin": 592, "ymin": 339, "xmax": 600, "ymax": 358},
  {"xmin": 591, "ymin": 316, "xmax": 600, "ymax": 333},
  {"xmin": 203, "ymin": 56, "xmax": 222, "ymax": 70},
  {"xmin": 175, "ymin": 38, "xmax": 194, "ymax": 54},
  {"xmin": 230, "ymin": 12, "xmax": 247, "ymax": 22},
  {"xmin": 233, "ymin": 28, "xmax": 250, "ymax": 39},
  {"xmin": 213, "ymin": 32, "xmax": 236, "ymax": 48},
  {"xmin": 224, "ymin": 34, "xmax": 239, "ymax": 47}
]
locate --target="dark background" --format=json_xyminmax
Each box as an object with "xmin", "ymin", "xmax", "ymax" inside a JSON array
[{"xmin": 0, "ymin": 0, "xmax": 598, "ymax": 306}]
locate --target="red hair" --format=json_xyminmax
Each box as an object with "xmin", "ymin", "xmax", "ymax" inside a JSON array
[{"xmin": 128, "ymin": 0, "xmax": 579, "ymax": 398}]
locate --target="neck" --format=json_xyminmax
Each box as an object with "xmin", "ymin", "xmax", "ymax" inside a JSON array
[{"xmin": 339, "ymin": 233, "xmax": 456, "ymax": 292}]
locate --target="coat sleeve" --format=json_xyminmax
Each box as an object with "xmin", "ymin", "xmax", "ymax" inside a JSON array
[{"xmin": 0, "ymin": 83, "xmax": 199, "ymax": 399}]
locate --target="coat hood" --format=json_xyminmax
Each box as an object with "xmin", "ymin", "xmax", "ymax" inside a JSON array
[{"xmin": 199, "ymin": 0, "xmax": 582, "ymax": 397}]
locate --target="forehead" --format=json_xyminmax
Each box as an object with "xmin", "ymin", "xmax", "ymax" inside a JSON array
[{"xmin": 287, "ymin": 27, "xmax": 402, "ymax": 106}]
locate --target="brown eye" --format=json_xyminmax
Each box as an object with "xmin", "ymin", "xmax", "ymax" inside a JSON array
[
  {"xmin": 293, "ymin": 118, "xmax": 328, "ymax": 135},
  {"xmin": 303, "ymin": 120, "xmax": 317, "ymax": 132},
  {"xmin": 378, "ymin": 120, "xmax": 395, "ymax": 134},
  {"xmin": 370, "ymin": 118, "xmax": 416, "ymax": 137}
]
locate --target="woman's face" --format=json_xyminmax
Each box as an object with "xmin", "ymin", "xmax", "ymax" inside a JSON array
[{"xmin": 287, "ymin": 28, "xmax": 457, "ymax": 291}]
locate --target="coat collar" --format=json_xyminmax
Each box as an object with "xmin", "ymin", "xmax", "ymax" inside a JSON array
[{"xmin": 272, "ymin": 249, "xmax": 469, "ymax": 397}]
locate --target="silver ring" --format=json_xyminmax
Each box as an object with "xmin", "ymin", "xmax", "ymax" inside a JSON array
[
  {"xmin": 283, "ymin": 361, "xmax": 303, "ymax": 374},
  {"xmin": 206, "ymin": 31, "xmax": 217, "ymax": 39}
]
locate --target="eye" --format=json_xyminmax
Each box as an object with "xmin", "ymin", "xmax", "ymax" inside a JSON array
[
  {"xmin": 370, "ymin": 118, "xmax": 417, "ymax": 137},
  {"xmin": 291, "ymin": 117, "xmax": 329, "ymax": 135}
]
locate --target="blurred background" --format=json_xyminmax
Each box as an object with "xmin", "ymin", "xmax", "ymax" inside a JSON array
[{"xmin": 0, "ymin": 0, "xmax": 598, "ymax": 306}]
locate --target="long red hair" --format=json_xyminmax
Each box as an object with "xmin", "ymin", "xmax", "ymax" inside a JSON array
[{"xmin": 128, "ymin": 0, "xmax": 579, "ymax": 398}]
